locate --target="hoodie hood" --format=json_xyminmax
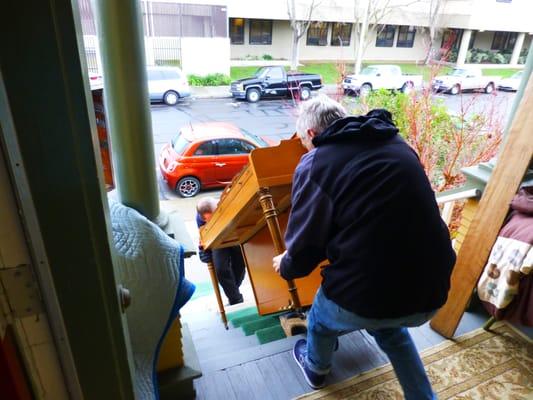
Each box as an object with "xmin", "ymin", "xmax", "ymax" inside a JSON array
[{"xmin": 312, "ymin": 109, "xmax": 399, "ymax": 147}]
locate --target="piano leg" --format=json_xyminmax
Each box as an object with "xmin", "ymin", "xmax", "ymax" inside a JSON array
[
  {"xmin": 207, "ymin": 260, "xmax": 228, "ymax": 329},
  {"xmin": 257, "ymin": 187, "xmax": 302, "ymax": 309}
]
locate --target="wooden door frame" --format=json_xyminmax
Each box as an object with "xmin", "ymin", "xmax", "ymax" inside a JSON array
[{"xmin": 0, "ymin": 0, "xmax": 136, "ymax": 398}]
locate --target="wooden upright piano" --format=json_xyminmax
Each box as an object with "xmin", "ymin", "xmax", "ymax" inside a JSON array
[{"xmin": 199, "ymin": 138, "xmax": 323, "ymax": 327}]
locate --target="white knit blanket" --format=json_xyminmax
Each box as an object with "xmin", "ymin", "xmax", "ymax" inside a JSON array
[{"xmin": 109, "ymin": 200, "xmax": 195, "ymax": 399}]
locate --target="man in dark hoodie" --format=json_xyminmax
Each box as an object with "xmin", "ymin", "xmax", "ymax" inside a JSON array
[{"xmin": 272, "ymin": 95, "xmax": 455, "ymax": 398}]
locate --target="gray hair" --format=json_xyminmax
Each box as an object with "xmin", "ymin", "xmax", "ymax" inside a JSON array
[
  {"xmin": 196, "ymin": 197, "xmax": 218, "ymax": 214},
  {"xmin": 296, "ymin": 95, "xmax": 347, "ymax": 139}
]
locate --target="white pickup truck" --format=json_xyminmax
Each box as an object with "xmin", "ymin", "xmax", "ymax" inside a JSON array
[
  {"xmin": 432, "ymin": 68, "xmax": 500, "ymax": 95},
  {"xmin": 342, "ymin": 65, "xmax": 423, "ymax": 96}
]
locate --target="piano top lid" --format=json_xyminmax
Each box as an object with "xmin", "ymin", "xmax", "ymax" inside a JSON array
[{"xmin": 200, "ymin": 138, "xmax": 307, "ymax": 250}]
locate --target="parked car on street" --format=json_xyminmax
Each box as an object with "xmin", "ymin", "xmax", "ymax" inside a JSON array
[
  {"xmin": 159, "ymin": 122, "xmax": 272, "ymax": 197},
  {"xmin": 432, "ymin": 68, "xmax": 500, "ymax": 95},
  {"xmin": 342, "ymin": 65, "xmax": 422, "ymax": 96},
  {"xmin": 498, "ymin": 71, "xmax": 523, "ymax": 91},
  {"xmin": 147, "ymin": 66, "xmax": 190, "ymax": 105},
  {"xmin": 230, "ymin": 66, "xmax": 322, "ymax": 102}
]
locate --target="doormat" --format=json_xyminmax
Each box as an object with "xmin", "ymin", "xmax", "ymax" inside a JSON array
[{"xmin": 296, "ymin": 322, "xmax": 533, "ymax": 399}]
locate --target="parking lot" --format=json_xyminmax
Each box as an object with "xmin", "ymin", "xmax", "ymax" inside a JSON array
[{"xmin": 151, "ymin": 90, "xmax": 516, "ymax": 200}]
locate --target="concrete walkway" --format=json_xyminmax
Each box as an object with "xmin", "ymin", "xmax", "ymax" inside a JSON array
[{"xmin": 190, "ymin": 84, "xmax": 340, "ymax": 99}]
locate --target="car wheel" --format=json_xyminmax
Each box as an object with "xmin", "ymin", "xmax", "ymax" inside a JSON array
[
  {"xmin": 176, "ymin": 176, "xmax": 201, "ymax": 198},
  {"xmin": 164, "ymin": 90, "xmax": 179, "ymax": 106},
  {"xmin": 343, "ymin": 88, "xmax": 352, "ymax": 96},
  {"xmin": 450, "ymin": 85, "xmax": 460, "ymax": 95},
  {"xmin": 246, "ymin": 88, "xmax": 260, "ymax": 103},
  {"xmin": 485, "ymin": 83, "xmax": 495, "ymax": 94},
  {"xmin": 299, "ymin": 86, "xmax": 311, "ymax": 101},
  {"xmin": 360, "ymin": 83, "xmax": 372, "ymax": 97},
  {"xmin": 401, "ymin": 81, "xmax": 414, "ymax": 94}
]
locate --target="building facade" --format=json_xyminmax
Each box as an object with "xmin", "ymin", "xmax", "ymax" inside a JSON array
[
  {"xmin": 80, "ymin": 0, "xmax": 532, "ymax": 76},
  {"xmin": 226, "ymin": 0, "xmax": 531, "ymax": 66}
]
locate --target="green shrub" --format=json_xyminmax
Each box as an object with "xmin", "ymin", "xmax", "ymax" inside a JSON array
[
  {"xmin": 187, "ymin": 73, "xmax": 232, "ymax": 86},
  {"xmin": 466, "ymin": 48, "xmax": 510, "ymax": 64},
  {"xmin": 347, "ymin": 88, "xmax": 502, "ymax": 191},
  {"xmin": 447, "ymin": 48, "xmax": 458, "ymax": 63},
  {"xmin": 488, "ymin": 52, "xmax": 508, "ymax": 64},
  {"xmin": 357, "ymin": 89, "xmax": 410, "ymax": 135},
  {"xmin": 262, "ymin": 54, "xmax": 273, "ymax": 60},
  {"xmin": 155, "ymin": 59, "xmax": 181, "ymax": 67}
]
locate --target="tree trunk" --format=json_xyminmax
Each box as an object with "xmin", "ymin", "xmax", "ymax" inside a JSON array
[
  {"xmin": 424, "ymin": 26, "xmax": 436, "ymax": 64},
  {"xmin": 354, "ymin": 0, "xmax": 369, "ymax": 74},
  {"xmin": 291, "ymin": 29, "xmax": 300, "ymax": 71}
]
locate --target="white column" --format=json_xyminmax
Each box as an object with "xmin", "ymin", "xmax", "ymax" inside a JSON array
[
  {"xmin": 456, "ymin": 29, "xmax": 472, "ymax": 66},
  {"xmin": 510, "ymin": 32, "xmax": 526, "ymax": 65}
]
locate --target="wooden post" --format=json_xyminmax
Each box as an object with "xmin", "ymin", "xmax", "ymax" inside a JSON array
[
  {"xmin": 430, "ymin": 75, "xmax": 533, "ymax": 338},
  {"xmin": 257, "ymin": 187, "xmax": 302, "ymax": 309},
  {"xmin": 207, "ymin": 261, "xmax": 228, "ymax": 329}
]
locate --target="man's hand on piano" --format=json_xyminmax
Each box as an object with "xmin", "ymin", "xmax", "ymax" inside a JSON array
[{"xmin": 272, "ymin": 250, "xmax": 287, "ymax": 275}]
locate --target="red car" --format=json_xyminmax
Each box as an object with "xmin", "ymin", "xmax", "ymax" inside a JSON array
[{"xmin": 159, "ymin": 122, "xmax": 273, "ymax": 197}]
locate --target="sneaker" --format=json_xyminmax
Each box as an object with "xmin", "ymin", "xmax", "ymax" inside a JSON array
[{"xmin": 292, "ymin": 339, "xmax": 326, "ymax": 390}]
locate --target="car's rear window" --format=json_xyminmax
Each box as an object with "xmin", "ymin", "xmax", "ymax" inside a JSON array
[{"xmin": 171, "ymin": 133, "xmax": 190, "ymax": 155}]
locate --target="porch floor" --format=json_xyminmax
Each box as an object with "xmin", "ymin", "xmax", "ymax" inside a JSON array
[{"xmin": 180, "ymin": 292, "xmax": 531, "ymax": 400}]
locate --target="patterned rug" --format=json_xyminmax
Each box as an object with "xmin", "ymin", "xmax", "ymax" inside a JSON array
[{"xmin": 296, "ymin": 323, "xmax": 533, "ymax": 400}]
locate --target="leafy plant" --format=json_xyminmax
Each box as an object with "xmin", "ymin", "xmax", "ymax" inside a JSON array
[
  {"xmin": 466, "ymin": 48, "xmax": 510, "ymax": 64},
  {"xmin": 187, "ymin": 73, "xmax": 232, "ymax": 86},
  {"xmin": 155, "ymin": 59, "xmax": 181, "ymax": 67},
  {"xmin": 347, "ymin": 68, "xmax": 503, "ymax": 192},
  {"xmin": 262, "ymin": 54, "xmax": 273, "ymax": 60}
]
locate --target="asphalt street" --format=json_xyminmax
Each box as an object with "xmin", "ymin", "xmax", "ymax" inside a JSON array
[{"xmin": 151, "ymin": 90, "xmax": 516, "ymax": 200}]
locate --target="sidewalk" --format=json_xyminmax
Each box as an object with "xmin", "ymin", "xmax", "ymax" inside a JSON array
[{"xmin": 190, "ymin": 84, "xmax": 339, "ymax": 99}]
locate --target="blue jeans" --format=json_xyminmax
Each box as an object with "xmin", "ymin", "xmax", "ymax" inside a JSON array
[{"xmin": 306, "ymin": 287, "xmax": 437, "ymax": 400}]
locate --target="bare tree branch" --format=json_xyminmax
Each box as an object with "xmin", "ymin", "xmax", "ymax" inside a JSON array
[{"xmin": 287, "ymin": 0, "xmax": 321, "ymax": 69}]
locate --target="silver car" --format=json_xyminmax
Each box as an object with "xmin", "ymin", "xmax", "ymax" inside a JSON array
[{"xmin": 147, "ymin": 66, "xmax": 190, "ymax": 105}]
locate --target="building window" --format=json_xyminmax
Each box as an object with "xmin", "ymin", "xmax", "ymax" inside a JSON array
[
  {"xmin": 396, "ymin": 26, "xmax": 416, "ymax": 48},
  {"xmin": 229, "ymin": 18, "xmax": 244, "ymax": 44},
  {"xmin": 146, "ymin": 3, "xmax": 226, "ymax": 38},
  {"xmin": 307, "ymin": 22, "xmax": 328, "ymax": 46},
  {"xmin": 331, "ymin": 23, "xmax": 352, "ymax": 46},
  {"xmin": 441, "ymin": 29, "xmax": 462, "ymax": 50},
  {"xmin": 376, "ymin": 25, "xmax": 395, "ymax": 47},
  {"xmin": 491, "ymin": 31, "xmax": 518, "ymax": 51},
  {"xmin": 441, "ymin": 29, "xmax": 476, "ymax": 51},
  {"xmin": 249, "ymin": 19, "xmax": 272, "ymax": 45}
]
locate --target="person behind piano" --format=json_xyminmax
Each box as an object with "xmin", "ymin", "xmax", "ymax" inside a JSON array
[
  {"xmin": 272, "ymin": 95, "xmax": 455, "ymax": 398},
  {"xmin": 196, "ymin": 197, "xmax": 246, "ymax": 305}
]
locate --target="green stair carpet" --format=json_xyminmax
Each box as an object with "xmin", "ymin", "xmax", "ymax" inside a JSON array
[
  {"xmin": 241, "ymin": 316, "xmax": 279, "ymax": 336},
  {"xmin": 226, "ymin": 306, "xmax": 287, "ymax": 344},
  {"xmin": 227, "ymin": 307, "xmax": 261, "ymax": 327},
  {"xmin": 255, "ymin": 325, "xmax": 286, "ymax": 344}
]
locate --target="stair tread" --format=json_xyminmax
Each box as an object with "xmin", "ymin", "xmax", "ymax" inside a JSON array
[{"xmin": 199, "ymin": 334, "xmax": 304, "ymax": 372}]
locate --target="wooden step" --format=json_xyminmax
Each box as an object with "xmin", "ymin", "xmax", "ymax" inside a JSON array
[{"xmin": 158, "ymin": 323, "xmax": 202, "ymax": 400}]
